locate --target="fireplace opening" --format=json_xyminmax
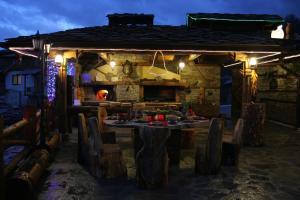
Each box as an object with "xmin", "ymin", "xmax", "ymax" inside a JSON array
[
  {"xmin": 144, "ymin": 86, "xmax": 176, "ymax": 102},
  {"xmin": 92, "ymin": 85, "xmax": 115, "ymax": 101}
]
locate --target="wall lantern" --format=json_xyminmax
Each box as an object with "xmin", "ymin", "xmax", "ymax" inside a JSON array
[
  {"xmin": 249, "ymin": 57, "xmax": 257, "ymax": 69},
  {"xmin": 271, "ymin": 25, "xmax": 284, "ymax": 39},
  {"xmin": 55, "ymin": 54, "xmax": 64, "ymax": 64},
  {"xmin": 32, "ymin": 31, "xmax": 44, "ymax": 51},
  {"xmin": 178, "ymin": 61, "xmax": 185, "ymax": 70},
  {"xmin": 110, "ymin": 61, "xmax": 116, "ymax": 69}
]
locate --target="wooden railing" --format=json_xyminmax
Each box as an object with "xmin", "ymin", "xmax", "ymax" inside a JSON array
[{"xmin": 0, "ymin": 107, "xmax": 41, "ymax": 199}]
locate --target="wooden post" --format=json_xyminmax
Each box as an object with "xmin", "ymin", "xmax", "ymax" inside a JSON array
[
  {"xmin": 0, "ymin": 117, "xmax": 5, "ymax": 200},
  {"xmin": 58, "ymin": 58, "xmax": 68, "ymax": 134}
]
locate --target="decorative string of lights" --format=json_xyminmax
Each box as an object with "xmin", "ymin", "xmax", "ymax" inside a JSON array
[
  {"xmin": 47, "ymin": 59, "xmax": 59, "ymax": 102},
  {"xmin": 67, "ymin": 60, "xmax": 76, "ymax": 76}
]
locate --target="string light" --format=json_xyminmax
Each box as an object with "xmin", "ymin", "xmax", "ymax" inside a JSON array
[
  {"xmin": 67, "ymin": 60, "xmax": 76, "ymax": 76},
  {"xmin": 47, "ymin": 60, "xmax": 59, "ymax": 102}
]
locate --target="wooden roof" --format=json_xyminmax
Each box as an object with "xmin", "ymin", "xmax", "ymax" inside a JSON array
[
  {"xmin": 1, "ymin": 25, "xmax": 286, "ymax": 52},
  {"xmin": 1, "ymin": 13, "xmax": 298, "ymax": 52}
]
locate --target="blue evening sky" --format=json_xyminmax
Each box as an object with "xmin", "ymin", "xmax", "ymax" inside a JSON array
[{"xmin": 0, "ymin": 0, "xmax": 299, "ymax": 42}]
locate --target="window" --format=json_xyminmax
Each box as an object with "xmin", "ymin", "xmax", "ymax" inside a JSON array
[{"xmin": 12, "ymin": 74, "xmax": 22, "ymax": 85}]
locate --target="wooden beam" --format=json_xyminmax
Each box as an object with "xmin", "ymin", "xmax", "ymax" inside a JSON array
[
  {"xmin": 1, "ymin": 119, "xmax": 29, "ymax": 140},
  {"xmin": 4, "ymin": 148, "xmax": 31, "ymax": 176}
]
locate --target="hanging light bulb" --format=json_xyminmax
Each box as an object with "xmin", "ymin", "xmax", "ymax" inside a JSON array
[
  {"xmin": 249, "ymin": 57, "xmax": 257, "ymax": 66},
  {"xmin": 110, "ymin": 61, "xmax": 116, "ymax": 69},
  {"xmin": 55, "ymin": 54, "xmax": 63, "ymax": 64},
  {"xmin": 179, "ymin": 61, "xmax": 185, "ymax": 70}
]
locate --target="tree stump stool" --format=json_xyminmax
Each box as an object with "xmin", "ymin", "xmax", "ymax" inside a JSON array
[
  {"xmin": 181, "ymin": 128, "xmax": 196, "ymax": 149},
  {"xmin": 136, "ymin": 126, "xmax": 169, "ymax": 189},
  {"xmin": 242, "ymin": 103, "xmax": 265, "ymax": 146},
  {"xmin": 100, "ymin": 144, "xmax": 127, "ymax": 179}
]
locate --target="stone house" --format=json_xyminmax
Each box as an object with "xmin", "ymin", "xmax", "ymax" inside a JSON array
[
  {"xmin": 1, "ymin": 13, "xmax": 300, "ymax": 129},
  {"xmin": 0, "ymin": 50, "xmax": 41, "ymax": 108}
]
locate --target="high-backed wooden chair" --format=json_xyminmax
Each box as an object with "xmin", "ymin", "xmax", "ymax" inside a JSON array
[
  {"xmin": 88, "ymin": 117, "xmax": 127, "ymax": 178},
  {"xmin": 195, "ymin": 118, "xmax": 224, "ymax": 175},
  {"xmin": 222, "ymin": 118, "xmax": 244, "ymax": 166},
  {"xmin": 97, "ymin": 106, "xmax": 116, "ymax": 144},
  {"xmin": 77, "ymin": 113, "xmax": 90, "ymax": 166}
]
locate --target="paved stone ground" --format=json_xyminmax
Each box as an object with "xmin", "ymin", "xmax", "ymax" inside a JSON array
[{"xmin": 38, "ymin": 123, "xmax": 300, "ymax": 200}]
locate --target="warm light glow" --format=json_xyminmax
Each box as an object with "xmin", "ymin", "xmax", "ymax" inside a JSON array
[
  {"xmin": 55, "ymin": 54, "xmax": 63, "ymax": 64},
  {"xmin": 110, "ymin": 61, "xmax": 116, "ymax": 69},
  {"xmin": 249, "ymin": 57, "xmax": 257, "ymax": 66},
  {"xmin": 179, "ymin": 61, "xmax": 185, "ymax": 70},
  {"xmin": 271, "ymin": 25, "xmax": 284, "ymax": 39}
]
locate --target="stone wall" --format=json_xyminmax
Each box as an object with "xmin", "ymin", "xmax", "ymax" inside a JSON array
[
  {"xmin": 257, "ymin": 63, "xmax": 299, "ymax": 126},
  {"xmin": 80, "ymin": 53, "xmax": 221, "ymax": 105},
  {"xmin": 181, "ymin": 62, "xmax": 220, "ymax": 105}
]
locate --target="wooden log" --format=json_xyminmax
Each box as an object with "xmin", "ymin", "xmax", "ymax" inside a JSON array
[
  {"xmin": 136, "ymin": 126, "xmax": 169, "ymax": 188},
  {"xmin": 242, "ymin": 103, "xmax": 265, "ymax": 146},
  {"xmin": 46, "ymin": 132, "xmax": 61, "ymax": 152},
  {"xmin": 4, "ymin": 148, "xmax": 31, "ymax": 176},
  {"xmin": 6, "ymin": 149, "xmax": 49, "ymax": 200},
  {"xmin": 1, "ymin": 119, "xmax": 29, "ymax": 140},
  {"xmin": 205, "ymin": 118, "xmax": 224, "ymax": 175}
]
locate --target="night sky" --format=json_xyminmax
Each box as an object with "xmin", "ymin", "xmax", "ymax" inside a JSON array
[{"xmin": 0, "ymin": 0, "xmax": 299, "ymax": 42}]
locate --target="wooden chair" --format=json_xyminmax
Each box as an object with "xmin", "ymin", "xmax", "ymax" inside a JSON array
[
  {"xmin": 136, "ymin": 126, "xmax": 169, "ymax": 188},
  {"xmin": 222, "ymin": 118, "xmax": 244, "ymax": 166},
  {"xmin": 77, "ymin": 113, "xmax": 90, "ymax": 166},
  {"xmin": 88, "ymin": 117, "xmax": 127, "ymax": 179},
  {"xmin": 97, "ymin": 106, "xmax": 117, "ymax": 144},
  {"xmin": 195, "ymin": 118, "xmax": 224, "ymax": 175}
]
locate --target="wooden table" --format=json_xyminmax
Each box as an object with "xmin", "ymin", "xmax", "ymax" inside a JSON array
[
  {"xmin": 104, "ymin": 119, "xmax": 209, "ymax": 188},
  {"xmin": 104, "ymin": 119, "xmax": 210, "ymax": 129}
]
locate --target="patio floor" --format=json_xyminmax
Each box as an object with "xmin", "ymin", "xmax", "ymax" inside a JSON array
[{"xmin": 38, "ymin": 123, "xmax": 300, "ymax": 200}]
